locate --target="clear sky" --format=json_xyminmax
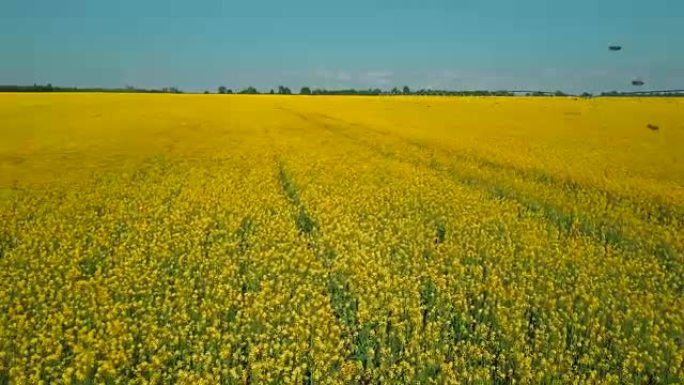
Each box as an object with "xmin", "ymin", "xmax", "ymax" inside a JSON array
[{"xmin": 1, "ymin": 0, "xmax": 682, "ymax": 93}]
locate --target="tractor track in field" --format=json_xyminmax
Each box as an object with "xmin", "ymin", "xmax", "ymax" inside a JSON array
[
  {"xmin": 281, "ymin": 108, "xmax": 683, "ymax": 290},
  {"xmin": 293, "ymin": 108, "xmax": 682, "ymax": 228},
  {"xmin": 276, "ymin": 159, "xmax": 383, "ymax": 383}
]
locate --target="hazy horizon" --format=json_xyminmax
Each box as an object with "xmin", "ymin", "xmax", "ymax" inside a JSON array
[{"xmin": 2, "ymin": 0, "xmax": 682, "ymax": 93}]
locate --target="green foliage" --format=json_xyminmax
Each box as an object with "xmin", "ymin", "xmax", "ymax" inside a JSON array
[
  {"xmin": 419, "ymin": 279, "xmax": 438, "ymax": 327},
  {"xmin": 278, "ymin": 166, "xmax": 300, "ymax": 205},
  {"xmin": 296, "ymin": 208, "xmax": 316, "ymax": 235},
  {"xmin": 311, "ymin": 88, "xmax": 383, "ymax": 95},
  {"xmin": 239, "ymin": 86, "xmax": 258, "ymax": 94},
  {"xmin": 162, "ymin": 87, "xmax": 182, "ymax": 94},
  {"xmin": 328, "ymin": 272, "xmax": 358, "ymax": 328},
  {"xmin": 0, "ymin": 232, "xmax": 15, "ymax": 260},
  {"xmin": 236, "ymin": 217, "xmax": 255, "ymax": 252},
  {"xmin": 435, "ymin": 221, "xmax": 446, "ymax": 244}
]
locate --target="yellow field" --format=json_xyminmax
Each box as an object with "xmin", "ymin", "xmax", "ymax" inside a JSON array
[{"xmin": 0, "ymin": 93, "xmax": 682, "ymax": 384}]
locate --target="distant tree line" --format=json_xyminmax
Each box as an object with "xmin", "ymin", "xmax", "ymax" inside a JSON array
[
  {"xmin": 0, "ymin": 84, "xmax": 184, "ymax": 93},
  {"xmin": 217, "ymin": 86, "xmax": 232, "ymax": 94},
  {"xmin": 599, "ymin": 90, "xmax": 684, "ymax": 97},
  {"xmin": 3, "ymin": 83, "xmax": 683, "ymax": 97},
  {"xmin": 305, "ymin": 88, "xmax": 385, "ymax": 95},
  {"xmin": 295, "ymin": 87, "xmax": 561, "ymax": 97}
]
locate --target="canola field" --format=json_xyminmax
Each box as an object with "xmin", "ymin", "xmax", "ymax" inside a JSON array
[{"xmin": 0, "ymin": 93, "xmax": 683, "ymax": 384}]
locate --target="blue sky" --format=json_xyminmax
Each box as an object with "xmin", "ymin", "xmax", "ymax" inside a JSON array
[{"xmin": 1, "ymin": 0, "xmax": 682, "ymax": 93}]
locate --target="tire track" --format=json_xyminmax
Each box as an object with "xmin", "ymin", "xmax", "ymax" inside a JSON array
[
  {"xmin": 282, "ymin": 109, "xmax": 683, "ymax": 291},
  {"xmin": 319, "ymin": 111, "xmax": 683, "ymax": 228},
  {"xmin": 276, "ymin": 160, "xmax": 391, "ymax": 384}
]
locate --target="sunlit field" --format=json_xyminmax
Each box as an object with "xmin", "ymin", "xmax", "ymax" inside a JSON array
[{"xmin": 1, "ymin": 93, "xmax": 682, "ymax": 384}]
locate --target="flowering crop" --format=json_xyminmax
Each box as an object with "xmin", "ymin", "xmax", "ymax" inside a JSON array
[{"xmin": 0, "ymin": 93, "xmax": 682, "ymax": 384}]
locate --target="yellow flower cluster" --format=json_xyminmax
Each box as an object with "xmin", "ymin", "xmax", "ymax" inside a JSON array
[{"xmin": 0, "ymin": 93, "xmax": 682, "ymax": 384}]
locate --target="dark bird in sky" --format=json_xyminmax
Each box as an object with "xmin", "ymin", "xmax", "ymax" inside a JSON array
[
  {"xmin": 632, "ymin": 80, "xmax": 645, "ymax": 86},
  {"xmin": 609, "ymin": 45, "xmax": 622, "ymax": 51}
]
